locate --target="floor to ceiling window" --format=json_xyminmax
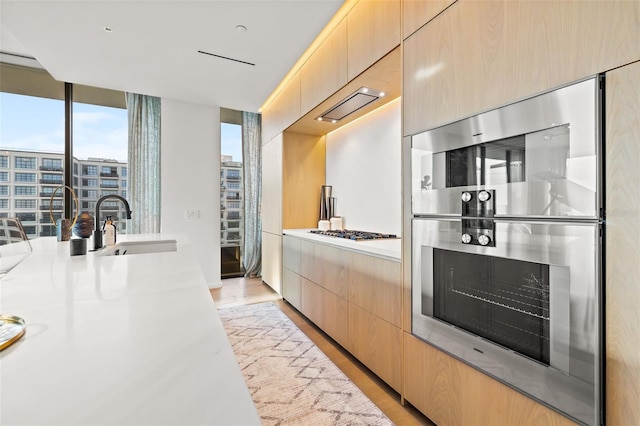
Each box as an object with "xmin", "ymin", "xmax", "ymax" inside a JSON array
[
  {"xmin": 72, "ymin": 90, "xmax": 128, "ymax": 232},
  {"xmin": 220, "ymin": 108, "xmax": 244, "ymax": 278},
  {"xmin": 0, "ymin": 62, "xmax": 127, "ymax": 238}
]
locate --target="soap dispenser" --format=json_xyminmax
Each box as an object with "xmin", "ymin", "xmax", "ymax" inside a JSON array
[{"xmin": 103, "ymin": 216, "xmax": 117, "ymax": 246}]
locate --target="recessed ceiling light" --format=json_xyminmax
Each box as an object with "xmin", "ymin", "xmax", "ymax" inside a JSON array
[
  {"xmin": 362, "ymin": 88, "xmax": 369, "ymax": 93},
  {"xmin": 235, "ymin": 25, "xmax": 247, "ymax": 32},
  {"xmin": 104, "ymin": 26, "xmax": 113, "ymax": 32}
]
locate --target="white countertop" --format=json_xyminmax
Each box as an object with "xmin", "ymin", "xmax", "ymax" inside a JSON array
[
  {"xmin": 0, "ymin": 235, "xmax": 260, "ymax": 426},
  {"xmin": 283, "ymin": 229, "xmax": 401, "ymax": 261}
]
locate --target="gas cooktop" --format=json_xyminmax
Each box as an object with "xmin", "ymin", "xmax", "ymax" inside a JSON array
[{"xmin": 309, "ymin": 229, "xmax": 397, "ymax": 241}]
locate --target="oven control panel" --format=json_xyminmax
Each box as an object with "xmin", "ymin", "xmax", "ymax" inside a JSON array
[{"xmin": 461, "ymin": 190, "xmax": 495, "ymax": 247}]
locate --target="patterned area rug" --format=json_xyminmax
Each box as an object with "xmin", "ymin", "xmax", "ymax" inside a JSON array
[{"xmin": 218, "ymin": 302, "xmax": 393, "ymax": 425}]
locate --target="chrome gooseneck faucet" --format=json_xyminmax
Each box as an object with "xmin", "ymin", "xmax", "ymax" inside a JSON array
[{"xmin": 93, "ymin": 195, "xmax": 132, "ymax": 250}]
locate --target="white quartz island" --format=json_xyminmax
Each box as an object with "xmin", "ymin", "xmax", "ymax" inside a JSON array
[{"xmin": 0, "ymin": 235, "xmax": 260, "ymax": 425}]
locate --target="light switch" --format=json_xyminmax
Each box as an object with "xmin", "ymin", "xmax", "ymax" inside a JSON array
[{"xmin": 185, "ymin": 209, "xmax": 200, "ymax": 219}]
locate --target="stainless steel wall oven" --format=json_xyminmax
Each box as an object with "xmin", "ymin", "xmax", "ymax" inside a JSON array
[{"xmin": 410, "ymin": 77, "xmax": 603, "ymax": 426}]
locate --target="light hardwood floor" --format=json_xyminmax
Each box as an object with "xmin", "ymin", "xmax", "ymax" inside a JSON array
[{"xmin": 211, "ymin": 277, "xmax": 434, "ymax": 426}]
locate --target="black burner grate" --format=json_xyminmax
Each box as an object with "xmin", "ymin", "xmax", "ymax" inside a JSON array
[{"xmin": 309, "ymin": 229, "xmax": 397, "ymax": 241}]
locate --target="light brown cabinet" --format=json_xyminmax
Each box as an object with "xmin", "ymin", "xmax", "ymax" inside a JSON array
[
  {"xmin": 403, "ymin": 333, "xmax": 575, "ymax": 426},
  {"xmin": 300, "ymin": 276, "xmax": 349, "ymax": 348},
  {"xmin": 261, "ymin": 131, "xmax": 325, "ymax": 292},
  {"xmin": 403, "ymin": 0, "xmax": 640, "ymax": 136},
  {"xmin": 283, "ymin": 235, "xmax": 402, "ymax": 392},
  {"xmin": 401, "ymin": 0, "xmax": 455, "ymax": 40},
  {"xmin": 261, "ymin": 72, "xmax": 301, "ymax": 144},
  {"xmin": 347, "ymin": 0, "xmax": 400, "ymax": 81},
  {"xmin": 605, "ymin": 60, "xmax": 640, "ymax": 426},
  {"xmin": 300, "ymin": 18, "xmax": 348, "ymax": 116},
  {"xmin": 349, "ymin": 304, "xmax": 402, "ymax": 392}
]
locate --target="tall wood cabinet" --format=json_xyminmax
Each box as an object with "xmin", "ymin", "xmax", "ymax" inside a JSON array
[
  {"xmin": 605, "ymin": 60, "xmax": 640, "ymax": 426},
  {"xmin": 260, "ymin": 132, "xmax": 325, "ymax": 293}
]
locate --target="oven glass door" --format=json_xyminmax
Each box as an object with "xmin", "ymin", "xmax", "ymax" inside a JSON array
[
  {"xmin": 411, "ymin": 218, "xmax": 601, "ymax": 426},
  {"xmin": 433, "ymin": 248, "xmax": 551, "ymax": 365}
]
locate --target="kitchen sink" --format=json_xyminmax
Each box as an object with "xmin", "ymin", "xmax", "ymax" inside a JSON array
[{"xmin": 97, "ymin": 239, "xmax": 177, "ymax": 256}]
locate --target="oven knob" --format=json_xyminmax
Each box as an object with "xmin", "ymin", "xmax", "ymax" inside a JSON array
[
  {"xmin": 461, "ymin": 192, "xmax": 473, "ymax": 202},
  {"xmin": 478, "ymin": 234, "xmax": 491, "ymax": 246},
  {"xmin": 478, "ymin": 190, "xmax": 491, "ymax": 202},
  {"xmin": 461, "ymin": 233, "xmax": 472, "ymax": 244}
]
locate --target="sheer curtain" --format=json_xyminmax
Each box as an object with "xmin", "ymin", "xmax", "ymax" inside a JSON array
[
  {"xmin": 241, "ymin": 111, "xmax": 262, "ymax": 277},
  {"xmin": 126, "ymin": 93, "xmax": 161, "ymax": 234}
]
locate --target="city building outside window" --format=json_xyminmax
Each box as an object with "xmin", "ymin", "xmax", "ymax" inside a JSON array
[
  {"xmin": 15, "ymin": 199, "xmax": 36, "ymax": 209},
  {"xmin": 0, "ymin": 199, "xmax": 8, "ymax": 209},
  {"xmin": 0, "ymin": 172, "xmax": 8, "ymax": 182},
  {"xmin": 220, "ymin": 121, "xmax": 244, "ymax": 278},
  {"xmin": 15, "ymin": 156, "xmax": 36, "ymax": 169},
  {"xmin": 15, "ymin": 212, "xmax": 36, "ymax": 222},
  {"xmin": 14, "ymin": 186, "xmax": 37, "ymax": 196},
  {"xmin": 40, "ymin": 173, "xmax": 63, "ymax": 184},
  {"xmin": 101, "ymin": 179, "xmax": 118, "ymax": 188},
  {"xmin": 15, "ymin": 172, "xmax": 36, "ymax": 183},
  {"xmin": 0, "ymin": 186, "xmax": 8, "ymax": 196},
  {"xmin": 0, "ymin": 156, "xmax": 8, "ymax": 168},
  {"xmin": 121, "ymin": 167, "xmax": 127, "ymax": 177},
  {"xmin": 42, "ymin": 158, "xmax": 62, "ymax": 170}
]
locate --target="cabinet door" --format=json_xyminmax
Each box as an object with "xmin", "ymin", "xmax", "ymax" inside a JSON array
[
  {"xmin": 261, "ymin": 232, "xmax": 282, "ymax": 294},
  {"xmin": 605, "ymin": 61, "xmax": 640, "ymax": 426},
  {"xmin": 323, "ymin": 288, "xmax": 349, "ymax": 349},
  {"xmin": 349, "ymin": 304, "xmax": 401, "ymax": 392},
  {"xmin": 347, "ymin": 0, "xmax": 400, "ymax": 81},
  {"xmin": 279, "ymin": 72, "xmax": 301, "ymax": 132},
  {"xmin": 403, "ymin": 0, "xmax": 640, "ymax": 135},
  {"xmin": 348, "ymin": 252, "xmax": 401, "ymax": 327},
  {"xmin": 301, "ymin": 277, "xmax": 324, "ymax": 326},
  {"xmin": 283, "ymin": 235, "xmax": 301, "ymax": 274},
  {"xmin": 300, "ymin": 18, "xmax": 348, "ymax": 115},
  {"xmin": 283, "ymin": 267, "xmax": 302, "ymax": 311},
  {"xmin": 261, "ymin": 134, "xmax": 282, "ymax": 235},
  {"xmin": 403, "ymin": 332, "xmax": 574, "ymax": 426},
  {"xmin": 300, "ymin": 240, "xmax": 348, "ymax": 298},
  {"xmin": 402, "ymin": 0, "xmax": 455, "ymax": 39}
]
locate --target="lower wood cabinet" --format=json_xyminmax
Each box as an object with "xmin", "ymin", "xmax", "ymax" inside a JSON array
[
  {"xmin": 300, "ymin": 276, "xmax": 349, "ymax": 349},
  {"xmin": 349, "ymin": 303, "xmax": 402, "ymax": 392},
  {"xmin": 283, "ymin": 235, "xmax": 402, "ymax": 392},
  {"xmin": 403, "ymin": 333, "xmax": 576, "ymax": 426},
  {"xmin": 282, "ymin": 267, "xmax": 302, "ymax": 311}
]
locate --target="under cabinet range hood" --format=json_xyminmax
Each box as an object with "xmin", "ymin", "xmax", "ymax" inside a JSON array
[{"xmin": 316, "ymin": 87, "xmax": 385, "ymax": 123}]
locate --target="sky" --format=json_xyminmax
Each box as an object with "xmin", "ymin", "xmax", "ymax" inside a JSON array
[{"xmin": 0, "ymin": 92, "xmax": 243, "ymax": 163}]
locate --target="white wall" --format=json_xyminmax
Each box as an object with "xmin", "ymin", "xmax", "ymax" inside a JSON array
[
  {"xmin": 325, "ymin": 98, "xmax": 401, "ymax": 235},
  {"xmin": 161, "ymin": 99, "xmax": 221, "ymax": 288}
]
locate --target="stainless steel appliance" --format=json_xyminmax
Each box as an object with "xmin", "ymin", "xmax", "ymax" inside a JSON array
[{"xmin": 410, "ymin": 77, "xmax": 603, "ymax": 426}]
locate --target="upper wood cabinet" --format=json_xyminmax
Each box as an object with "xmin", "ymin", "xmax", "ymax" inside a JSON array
[
  {"xmin": 403, "ymin": 0, "xmax": 640, "ymax": 136},
  {"xmin": 402, "ymin": 0, "xmax": 454, "ymax": 40},
  {"xmin": 300, "ymin": 19, "xmax": 348, "ymax": 116},
  {"xmin": 279, "ymin": 72, "xmax": 301, "ymax": 136},
  {"xmin": 347, "ymin": 0, "xmax": 401, "ymax": 81},
  {"xmin": 261, "ymin": 72, "xmax": 301, "ymax": 144}
]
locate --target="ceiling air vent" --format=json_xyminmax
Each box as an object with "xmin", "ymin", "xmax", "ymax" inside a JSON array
[{"xmin": 317, "ymin": 87, "xmax": 385, "ymax": 123}]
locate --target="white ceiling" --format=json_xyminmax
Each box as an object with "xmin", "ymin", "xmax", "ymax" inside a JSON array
[{"xmin": 0, "ymin": 0, "xmax": 344, "ymax": 112}]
